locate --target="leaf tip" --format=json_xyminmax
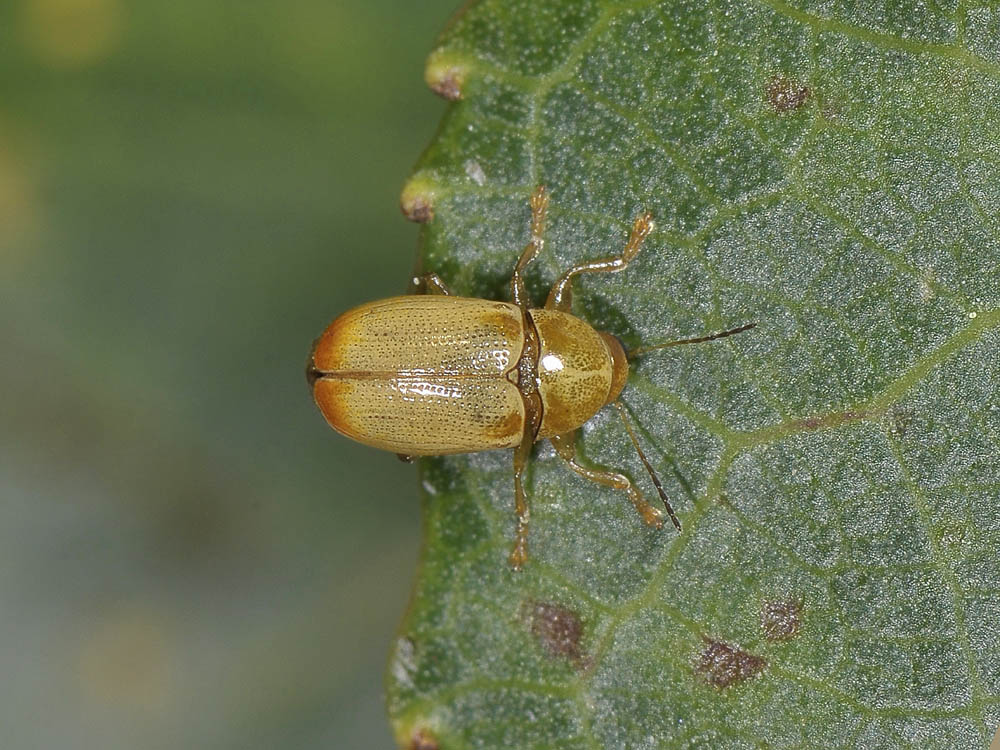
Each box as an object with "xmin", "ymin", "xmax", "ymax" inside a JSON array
[
  {"xmin": 408, "ymin": 728, "xmax": 440, "ymax": 750},
  {"xmin": 392, "ymin": 703, "xmax": 442, "ymax": 750},
  {"xmin": 400, "ymin": 175, "xmax": 439, "ymax": 223},
  {"xmin": 393, "ymin": 722, "xmax": 441, "ymax": 750},
  {"xmin": 424, "ymin": 49, "xmax": 470, "ymax": 101}
]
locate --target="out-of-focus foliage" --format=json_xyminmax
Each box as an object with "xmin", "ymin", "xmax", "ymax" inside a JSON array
[
  {"xmin": 388, "ymin": 0, "xmax": 1000, "ymax": 748},
  {"xmin": 0, "ymin": 0, "xmax": 455, "ymax": 747}
]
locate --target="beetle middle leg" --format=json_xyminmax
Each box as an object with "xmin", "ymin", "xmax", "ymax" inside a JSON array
[
  {"xmin": 549, "ymin": 431, "xmax": 665, "ymax": 528},
  {"xmin": 545, "ymin": 211, "xmax": 653, "ymax": 312}
]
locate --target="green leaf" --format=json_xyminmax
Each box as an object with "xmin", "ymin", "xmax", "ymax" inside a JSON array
[{"xmin": 388, "ymin": 0, "xmax": 1000, "ymax": 747}]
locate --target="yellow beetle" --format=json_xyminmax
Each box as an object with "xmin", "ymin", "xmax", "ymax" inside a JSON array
[{"xmin": 307, "ymin": 187, "xmax": 753, "ymax": 569}]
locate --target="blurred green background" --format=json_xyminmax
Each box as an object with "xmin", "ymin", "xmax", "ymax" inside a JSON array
[{"xmin": 0, "ymin": 0, "xmax": 459, "ymax": 747}]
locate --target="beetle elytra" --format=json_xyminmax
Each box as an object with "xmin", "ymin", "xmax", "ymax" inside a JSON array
[{"xmin": 307, "ymin": 186, "xmax": 754, "ymax": 569}]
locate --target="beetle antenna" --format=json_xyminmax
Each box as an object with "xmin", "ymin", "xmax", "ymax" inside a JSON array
[
  {"xmin": 613, "ymin": 401, "xmax": 681, "ymax": 532},
  {"xmin": 627, "ymin": 322, "xmax": 756, "ymax": 359}
]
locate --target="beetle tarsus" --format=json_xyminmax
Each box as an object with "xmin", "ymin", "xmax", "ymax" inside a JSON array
[
  {"xmin": 510, "ymin": 185, "xmax": 549, "ymax": 309},
  {"xmin": 545, "ymin": 208, "xmax": 654, "ymax": 312},
  {"xmin": 509, "ymin": 531, "xmax": 528, "ymax": 571},
  {"xmin": 509, "ymin": 419, "xmax": 536, "ymax": 571}
]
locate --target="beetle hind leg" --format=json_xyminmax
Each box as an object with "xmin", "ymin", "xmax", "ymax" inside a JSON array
[
  {"xmin": 509, "ymin": 429, "xmax": 535, "ymax": 570},
  {"xmin": 549, "ymin": 431, "xmax": 664, "ymax": 528}
]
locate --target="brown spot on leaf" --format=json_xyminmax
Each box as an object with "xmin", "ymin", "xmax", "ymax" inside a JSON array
[
  {"xmin": 410, "ymin": 728, "xmax": 439, "ymax": 750},
  {"xmin": 525, "ymin": 600, "xmax": 585, "ymax": 664},
  {"xmin": 425, "ymin": 50, "xmax": 468, "ymax": 101},
  {"xmin": 400, "ymin": 177, "xmax": 437, "ymax": 223},
  {"xmin": 696, "ymin": 637, "xmax": 766, "ymax": 688},
  {"xmin": 428, "ymin": 70, "xmax": 463, "ymax": 100},
  {"xmin": 793, "ymin": 408, "xmax": 871, "ymax": 431},
  {"xmin": 887, "ymin": 406, "xmax": 914, "ymax": 439},
  {"xmin": 402, "ymin": 196, "xmax": 433, "ymax": 223},
  {"xmin": 761, "ymin": 599, "xmax": 803, "ymax": 641},
  {"xmin": 766, "ymin": 76, "xmax": 810, "ymax": 113}
]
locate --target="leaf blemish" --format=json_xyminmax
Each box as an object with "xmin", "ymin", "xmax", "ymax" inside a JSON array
[
  {"xmin": 390, "ymin": 636, "xmax": 418, "ymax": 689},
  {"xmin": 400, "ymin": 176, "xmax": 438, "ymax": 223},
  {"xmin": 765, "ymin": 75, "xmax": 810, "ymax": 113},
  {"xmin": 794, "ymin": 409, "xmax": 871, "ymax": 431},
  {"xmin": 695, "ymin": 637, "xmax": 766, "ymax": 688},
  {"xmin": 402, "ymin": 196, "xmax": 434, "ymax": 223},
  {"xmin": 424, "ymin": 50, "xmax": 468, "ymax": 101},
  {"xmin": 886, "ymin": 406, "xmax": 914, "ymax": 439},
  {"xmin": 429, "ymin": 70, "xmax": 462, "ymax": 100},
  {"xmin": 525, "ymin": 600, "xmax": 585, "ymax": 665},
  {"xmin": 464, "ymin": 159, "xmax": 486, "ymax": 186},
  {"xmin": 760, "ymin": 599, "xmax": 803, "ymax": 641},
  {"xmin": 410, "ymin": 728, "xmax": 439, "ymax": 750}
]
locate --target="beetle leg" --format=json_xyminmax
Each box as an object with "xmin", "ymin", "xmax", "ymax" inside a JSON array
[
  {"xmin": 410, "ymin": 273, "xmax": 453, "ymax": 295},
  {"xmin": 510, "ymin": 185, "xmax": 549, "ymax": 309},
  {"xmin": 549, "ymin": 431, "xmax": 665, "ymax": 528},
  {"xmin": 509, "ymin": 428, "xmax": 535, "ymax": 570},
  {"xmin": 545, "ymin": 211, "xmax": 653, "ymax": 312}
]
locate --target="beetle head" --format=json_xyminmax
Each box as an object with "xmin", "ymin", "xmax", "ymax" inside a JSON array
[{"xmin": 599, "ymin": 332, "xmax": 629, "ymax": 405}]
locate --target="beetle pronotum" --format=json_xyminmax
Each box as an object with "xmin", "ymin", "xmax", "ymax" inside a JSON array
[{"xmin": 307, "ymin": 186, "xmax": 754, "ymax": 569}]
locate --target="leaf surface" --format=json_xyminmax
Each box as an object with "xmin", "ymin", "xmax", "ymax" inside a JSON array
[{"xmin": 389, "ymin": 1, "xmax": 1000, "ymax": 747}]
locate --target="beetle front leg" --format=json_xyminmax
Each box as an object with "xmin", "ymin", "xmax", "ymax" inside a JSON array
[
  {"xmin": 510, "ymin": 185, "xmax": 549, "ymax": 310},
  {"xmin": 545, "ymin": 211, "xmax": 653, "ymax": 312},
  {"xmin": 410, "ymin": 273, "xmax": 453, "ymax": 295},
  {"xmin": 549, "ymin": 431, "xmax": 664, "ymax": 528}
]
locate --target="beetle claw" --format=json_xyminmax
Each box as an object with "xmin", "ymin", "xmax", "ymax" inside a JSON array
[
  {"xmin": 643, "ymin": 507, "xmax": 665, "ymax": 529},
  {"xmin": 508, "ymin": 537, "xmax": 528, "ymax": 571}
]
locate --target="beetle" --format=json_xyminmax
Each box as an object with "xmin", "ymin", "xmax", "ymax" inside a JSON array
[{"xmin": 306, "ymin": 186, "xmax": 754, "ymax": 569}]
